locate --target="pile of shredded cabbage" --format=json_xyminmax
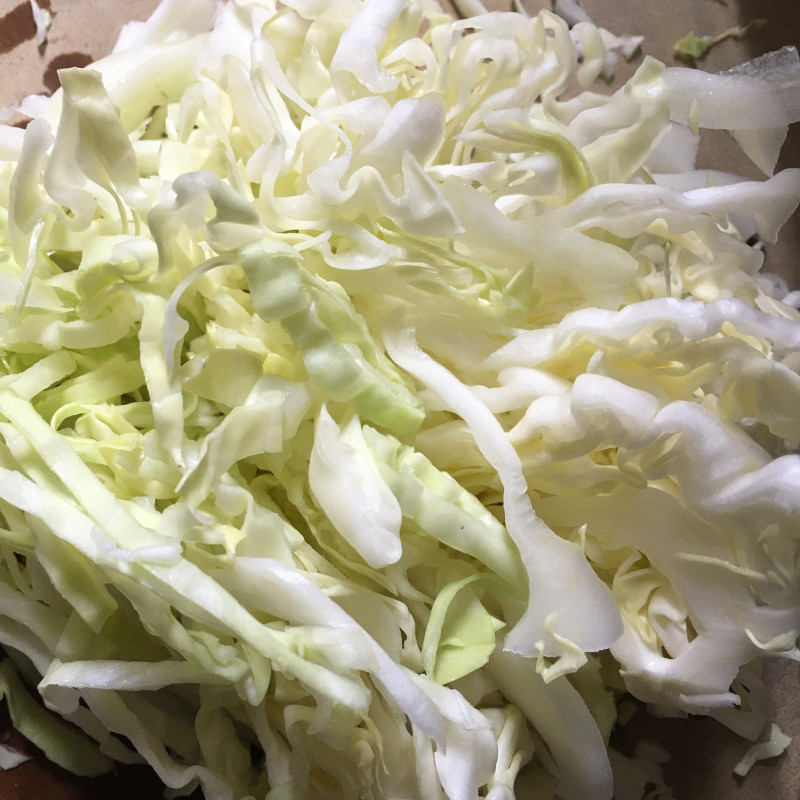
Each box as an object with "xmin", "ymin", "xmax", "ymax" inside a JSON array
[{"xmin": 0, "ymin": 0, "xmax": 799, "ymax": 798}]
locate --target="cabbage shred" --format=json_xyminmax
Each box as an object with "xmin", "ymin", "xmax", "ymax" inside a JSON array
[{"xmin": 0, "ymin": 1, "xmax": 799, "ymax": 798}]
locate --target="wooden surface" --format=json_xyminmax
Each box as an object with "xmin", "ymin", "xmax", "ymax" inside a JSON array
[{"xmin": 0, "ymin": 1, "xmax": 798, "ymax": 799}]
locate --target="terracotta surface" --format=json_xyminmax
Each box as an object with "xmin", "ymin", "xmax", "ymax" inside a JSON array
[{"xmin": 0, "ymin": 1, "xmax": 798, "ymax": 799}]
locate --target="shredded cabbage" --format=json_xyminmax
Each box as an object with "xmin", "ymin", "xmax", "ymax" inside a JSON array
[
  {"xmin": 0, "ymin": 1, "xmax": 798, "ymax": 798},
  {"xmin": 673, "ymin": 19, "xmax": 768, "ymax": 64},
  {"xmin": 733, "ymin": 723, "xmax": 792, "ymax": 777}
]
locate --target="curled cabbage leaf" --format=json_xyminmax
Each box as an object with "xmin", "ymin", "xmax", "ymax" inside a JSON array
[{"xmin": 0, "ymin": 1, "xmax": 798, "ymax": 799}]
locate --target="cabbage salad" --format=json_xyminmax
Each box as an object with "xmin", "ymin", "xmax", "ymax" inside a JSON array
[{"xmin": 0, "ymin": 0, "xmax": 799, "ymax": 798}]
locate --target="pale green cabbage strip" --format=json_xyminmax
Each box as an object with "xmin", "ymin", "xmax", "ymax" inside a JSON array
[{"xmin": 0, "ymin": 1, "xmax": 799, "ymax": 798}]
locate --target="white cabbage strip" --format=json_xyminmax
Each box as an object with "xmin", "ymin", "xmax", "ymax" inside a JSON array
[{"xmin": 0, "ymin": 0, "xmax": 798, "ymax": 798}]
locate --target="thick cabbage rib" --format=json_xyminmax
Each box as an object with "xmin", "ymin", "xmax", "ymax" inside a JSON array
[{"xmin": 0, "ymin": 1, "xmax": 798, "ymax": 798}]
